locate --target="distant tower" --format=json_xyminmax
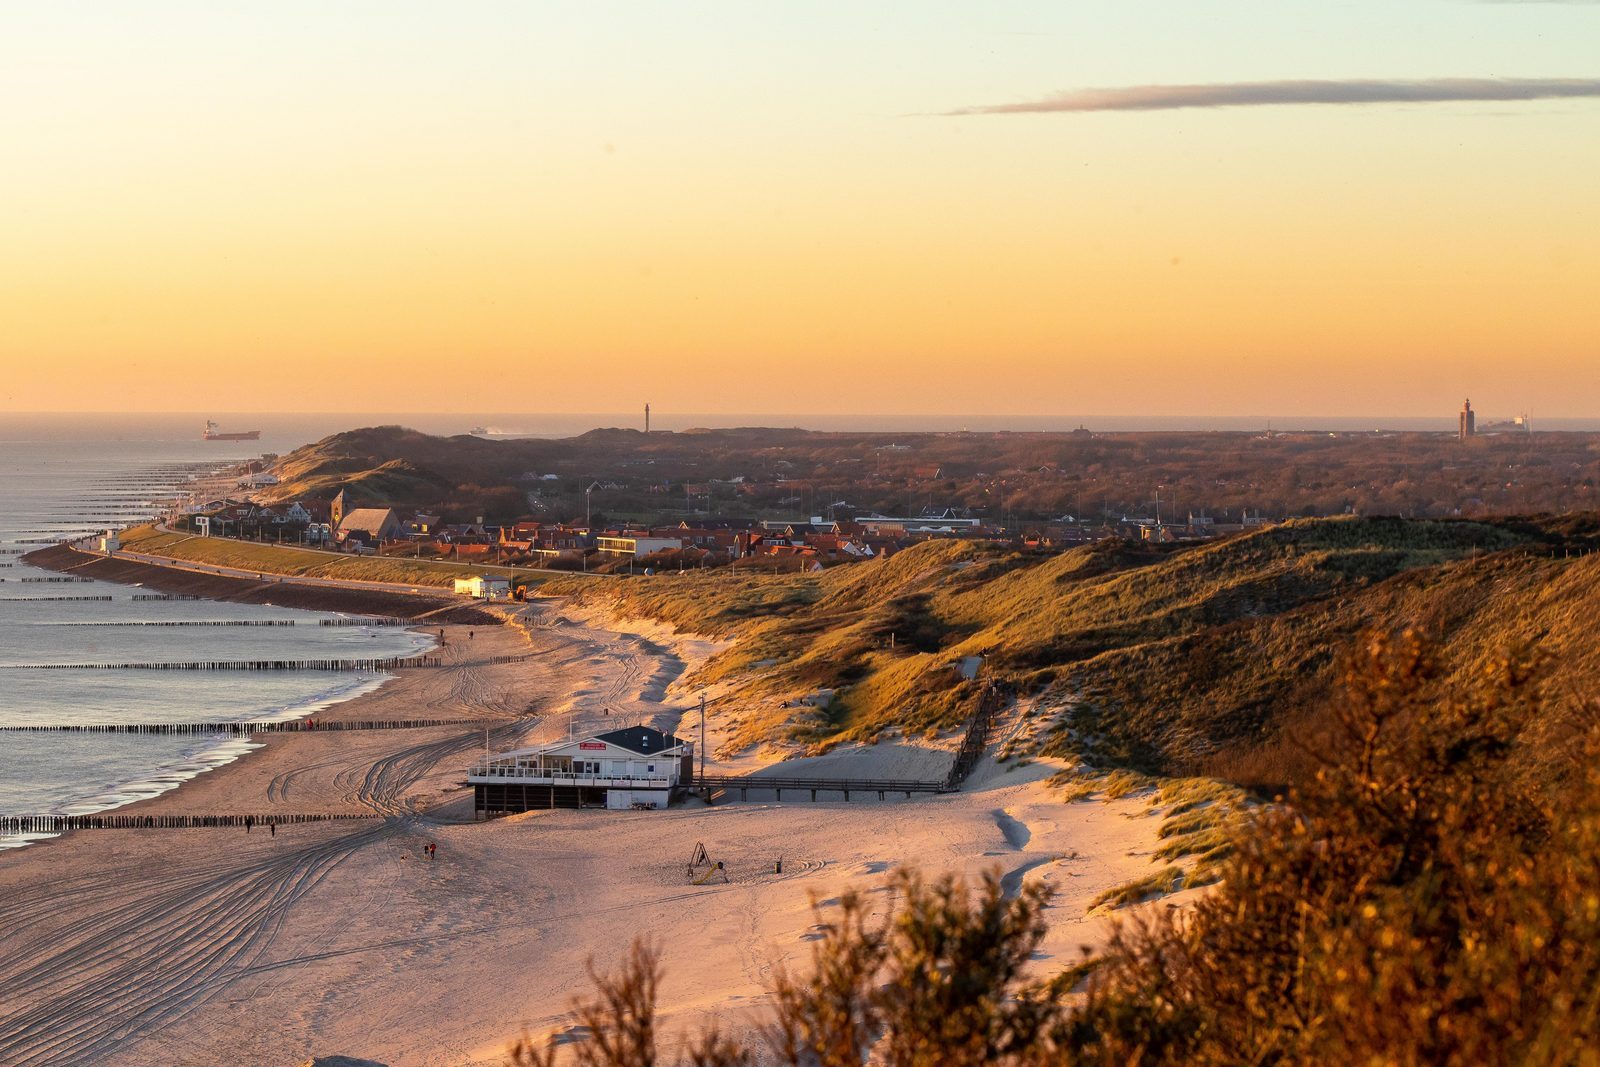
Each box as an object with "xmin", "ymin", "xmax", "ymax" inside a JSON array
[
  {"xmin": 645, "ymin": 403, "xmax": 651, "ymax": 434},
  {"xmin": 1459, "ymin": 399, "xmax": 1476, "ymax": 442}
]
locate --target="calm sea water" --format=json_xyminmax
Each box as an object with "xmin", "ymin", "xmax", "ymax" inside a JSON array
[{"xmin": 0, "ymin": 417, "xmax": 432, "ymax": 847}]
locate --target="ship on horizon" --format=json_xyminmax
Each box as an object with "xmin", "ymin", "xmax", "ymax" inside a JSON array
[{"xmin": 202, "ymin": 420, "xmax": 261, "ymax": 441}]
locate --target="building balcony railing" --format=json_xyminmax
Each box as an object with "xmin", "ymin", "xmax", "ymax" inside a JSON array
[{"xmin": 468, "ymin": 766, "xmax": 677, "ymax": 788}]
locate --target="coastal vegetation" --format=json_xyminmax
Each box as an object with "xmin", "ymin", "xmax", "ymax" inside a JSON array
[{"xmin": 561, "ymin": 513, "xmax": 1600, "ymax": 789}]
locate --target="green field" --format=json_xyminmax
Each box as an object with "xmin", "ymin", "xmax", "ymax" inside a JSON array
[{"xmin": 120, "ymin": 526, "xmax": 560, "ymax": 589}]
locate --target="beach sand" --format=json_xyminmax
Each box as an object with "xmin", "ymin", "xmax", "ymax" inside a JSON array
[{"xmin": 0, "ymin": 582, "xmax": 1177, "ymax": 1066}]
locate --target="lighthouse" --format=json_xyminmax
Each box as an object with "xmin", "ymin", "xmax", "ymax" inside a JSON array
[{"xmin": 1459, "ymin": 399, "xmax": 1475, "ymax": 442}]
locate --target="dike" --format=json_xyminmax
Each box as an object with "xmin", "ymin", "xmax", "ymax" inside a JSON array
[{"xmin": 21, "ymin": 544, "xmax": 501, "ymax": 625}]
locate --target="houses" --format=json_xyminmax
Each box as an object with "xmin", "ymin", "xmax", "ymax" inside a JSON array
[
  {"xmin": 469, "ymin": 726, "xmax": 693, "ymax": 814},
  {"xmin": 454, "ymin": 574, "xmax": 511, "ymax": 599},
  {"xmin": 336, "ymin": 507, "xmax": 402, "ymax": 545}
]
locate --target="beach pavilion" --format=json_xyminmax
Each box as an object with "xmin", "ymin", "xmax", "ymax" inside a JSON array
[{"xmin": 469, "ymin": 726, "xmax": 693, "ymax": 815}]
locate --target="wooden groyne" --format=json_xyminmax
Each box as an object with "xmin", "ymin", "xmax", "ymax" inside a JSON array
[
  {"xmin": 131, "ymin": 593, "xmax": 205, "ymax": 601},
  {"xmin": 0, "ymin": 812, "xmax": 382, "ymax": 835},
  {"xmin": 5, "ymin": 595, "xmax": 115, "ymax": 603},
  {"xmin": 1, "ymin": 654, "xmax": 443, "ymax": 672},
  {"xmin": 0, "ymin": 717, "xmax": 484, "ymax": 735},
  {"xmin": 45, "ymin": 617, "xmax": 416, "ymax": 628}
]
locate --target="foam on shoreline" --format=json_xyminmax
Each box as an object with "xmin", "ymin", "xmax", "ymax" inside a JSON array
[{"xmin": 3, "ymin": 547, "xmax": 450, "ymax": 849}]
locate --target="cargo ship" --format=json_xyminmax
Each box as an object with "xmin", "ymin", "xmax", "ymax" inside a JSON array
[{"xmin": 202, "ymin": 420, "xmax": 261, "ymax": 442}]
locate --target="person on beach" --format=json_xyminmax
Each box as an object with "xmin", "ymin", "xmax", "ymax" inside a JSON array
[
  {"xmin": 269, "ymin": 821, "xmax": 276, "ymax": 837},
  {"xmin": 245, "ymin": 815, "xmax": 253, "ymax": 834}
]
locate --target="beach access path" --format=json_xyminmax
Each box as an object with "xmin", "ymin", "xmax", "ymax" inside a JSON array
[{"xmin": 0, "ymin": 556, "xmax": 1179, "ymax": 1067}]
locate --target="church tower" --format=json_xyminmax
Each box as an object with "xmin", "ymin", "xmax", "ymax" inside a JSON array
[{"xmin": 330, "ymin": 488, "xmax": 347, "ymax": 529}]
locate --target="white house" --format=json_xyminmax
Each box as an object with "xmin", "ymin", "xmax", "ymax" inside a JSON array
[
  {"xmin": 454, "ymin": 574, "xmax": 511, "ymax": 599},
  {"xmin": 469, "ymin": 726, "xmax": 693, "ymax": 815},
  {"xmin": 595, "ymin": 535, "xmax": 686, "ymax": 557}
]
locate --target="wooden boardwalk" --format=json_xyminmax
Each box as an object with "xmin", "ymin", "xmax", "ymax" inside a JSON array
[{"xmin": 693, "ymin": 774, "xmax": 951, "ymax": 801}]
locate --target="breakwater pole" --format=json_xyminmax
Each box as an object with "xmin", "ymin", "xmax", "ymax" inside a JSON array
[
  {"xmin": 0, "ymin": 718, "xmax": 487, "ymax": 735},
  {"xmin": 47, "ymin": 617, "xmax": 417, "ymax": 628},
  {"xmin": 0, "ymin": 654, "xmax": 444, "ymax": 672},
  {"xmin": 0, "ymin": 813, "xmax": 383, "ymax": 834}
]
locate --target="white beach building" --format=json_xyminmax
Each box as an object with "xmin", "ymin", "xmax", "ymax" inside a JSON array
[
  {"xmin": 454, "ymin": 574, "xmax": 512, "ymax": 599},
  {"xmin": 469, "ymin": 726, "xmax": 693, "ymax": 815}
]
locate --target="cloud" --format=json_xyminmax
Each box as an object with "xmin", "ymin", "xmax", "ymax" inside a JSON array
[{"xmin": 945, "ymin": 78, "xmax": 1600, "ymax": 115}]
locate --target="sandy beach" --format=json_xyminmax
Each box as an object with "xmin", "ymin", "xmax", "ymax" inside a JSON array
[{"xmin": 0, "ymin": 559, "xmax": 1175, "ymax": 1067}]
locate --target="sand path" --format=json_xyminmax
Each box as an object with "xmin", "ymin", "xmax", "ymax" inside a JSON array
[{"xmin": 0, "ymin": 604, "xmax": 1167, "ymax": 1067}]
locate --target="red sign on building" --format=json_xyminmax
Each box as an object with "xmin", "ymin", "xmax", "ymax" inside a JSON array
[{"xmin": 578, "ymin": 741, "xmax": 607, "ymax": 750}]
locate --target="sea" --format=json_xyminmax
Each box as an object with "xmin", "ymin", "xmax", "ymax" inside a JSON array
[
  {"xmin": 0, "ymin": 415, "xmax": 440, "ymax": 849},
  {"xmin": 4, "ymin": 408, "xmax": 1598, "ymax": 848}
]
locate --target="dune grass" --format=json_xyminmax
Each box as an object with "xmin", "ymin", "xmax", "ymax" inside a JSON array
[{"xmin": 545, "ymin": 515, "xmax": 1582, "ymax": 774}]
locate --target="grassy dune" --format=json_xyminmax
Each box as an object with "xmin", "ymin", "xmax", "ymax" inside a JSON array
[{"xmin": 561, "ymin": 515, "xmax": 1600, "ymax": 780}]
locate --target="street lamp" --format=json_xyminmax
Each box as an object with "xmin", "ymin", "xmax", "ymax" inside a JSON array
[{"xmin": 584, "ymin": 481, "xmax": 601, "ymax": 574}]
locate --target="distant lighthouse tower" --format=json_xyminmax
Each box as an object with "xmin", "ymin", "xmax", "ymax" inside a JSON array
[
  {"xmin": 1459, "ymin": 399, "xmax": 1476, "ymax": 442},
  {"xmin": 645, "ymin": 402, "xmax": 651, "ymax": 434}
]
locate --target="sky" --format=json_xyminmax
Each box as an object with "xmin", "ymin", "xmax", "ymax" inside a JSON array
[{"xmin": 2, "ymin": 1, "xmax": 1597, "ymax": 419}]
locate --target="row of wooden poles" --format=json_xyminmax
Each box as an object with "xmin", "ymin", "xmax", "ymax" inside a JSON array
[
  {"xmin": 0, "ymin": 718, "xmax": 478, "ymax": 735},
  {"xmin": 46, "ymin": 618, "xmax": 415, "ymax": 627},
  {"xmin": 0, "ymin": 812, "xmax": 382, "ymax": 834},
  {"xmin": 2, "ymin": 577, "xmax": 94, "ymax": 582},
  {"xmin": 1, "ymin": 655, "xmax": 443, "ymax": 672}
]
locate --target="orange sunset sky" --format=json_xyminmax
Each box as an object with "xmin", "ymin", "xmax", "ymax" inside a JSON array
[{"xmin": 2, "ymin": 2, "xmax": 1598, "ymax": 418}]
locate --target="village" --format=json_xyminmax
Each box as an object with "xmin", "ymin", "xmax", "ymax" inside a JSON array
[{"xmin": 167, "ymin": 457, "xmax": 1273, "ymax": 580}]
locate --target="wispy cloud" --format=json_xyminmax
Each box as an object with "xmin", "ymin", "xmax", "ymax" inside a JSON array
[{"xmin": 945, "ymin": 77, "xmax": 1600, "ymax": 115}]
